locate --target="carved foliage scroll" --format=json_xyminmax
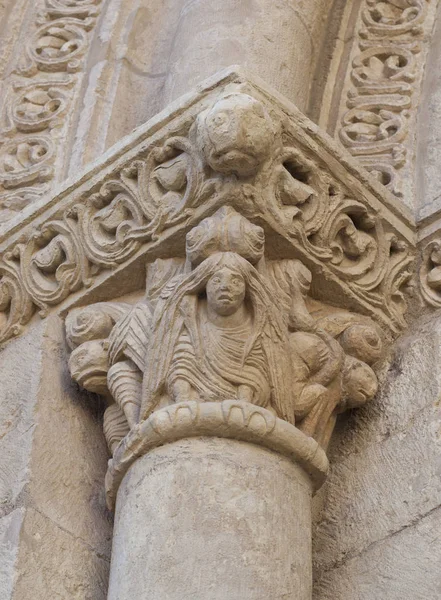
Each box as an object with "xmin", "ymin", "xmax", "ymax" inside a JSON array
[
  {"xmin": 338, "ymin": 0, "xmax": 433, "ymax": 196},
  {"xmin": 0, "ymin": 89, "xmax": 414, "ymax": 347},
  {"xmin": 0, "ymin": 0, "xmax": 103, "ymax": 223},
  {"xmin": 420, "ymin": 239, "xmax": 441, "ymax": 307}
]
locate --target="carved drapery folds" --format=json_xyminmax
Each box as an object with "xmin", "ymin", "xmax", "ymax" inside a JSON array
[
  {"xmin": 0, "ymin": 71, "xmax": 415, "ymax": 351},
  {"xmin": 336, "ymin": 0, "xmax": 435, "ymax": 197},
  {"xmin": 66, "ymin": 207, "xmax": 383, "ymax": 508},
  {"xmin": 0, "ymin": 0, "xmax": 103, "ymax": 223}
]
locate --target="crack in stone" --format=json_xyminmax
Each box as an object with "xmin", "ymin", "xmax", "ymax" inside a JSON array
[
  {"xmin": 315, "ymin": 502, "xmax": 441, "ymax": 575},
  {"xmin": 32, "ymin": 507, "xmax": 111, "ymax": 563}
]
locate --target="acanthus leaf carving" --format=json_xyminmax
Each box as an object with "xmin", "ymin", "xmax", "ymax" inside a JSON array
[
  {"xmin": 0, "ymin": 253, "xmax": 34, "ymax": 345},
  {"xmin": 72, "ymin": 176, "xmax": 145, "ymax": 268},
  {"xmin": 17, "ymin": 216, "xmax": 91, "ymax": 314},
  {"xmin": 0, "ymin": 136, "xmax": 54, "ymax": 189},
  {"xmin": 419, "ymin": 239, "xmax": 441, "ymax": 307}
]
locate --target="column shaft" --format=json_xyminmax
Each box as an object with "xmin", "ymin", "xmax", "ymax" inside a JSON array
[
  {"xmin": 163, "ymin": 0, "xmax": 330, "ymax": 110},
  {"xmin": 108, "ymin": 437, "xmax": 314, "ymax": 600}
]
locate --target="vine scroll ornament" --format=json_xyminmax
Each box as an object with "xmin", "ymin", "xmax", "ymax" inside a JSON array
[{"xmin": 0, "ymin": 72, "xmax": 416, "ymax": 352}]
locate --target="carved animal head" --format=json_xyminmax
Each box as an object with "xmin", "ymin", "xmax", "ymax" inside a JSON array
[{"xmin": 197, "ymin": 93, "xmax": 277, "ymax": 177}]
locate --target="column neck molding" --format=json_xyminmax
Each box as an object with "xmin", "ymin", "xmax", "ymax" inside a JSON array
[{"xmin": 105, "ymin": 400, "xmax": 329, "ymax": 510}]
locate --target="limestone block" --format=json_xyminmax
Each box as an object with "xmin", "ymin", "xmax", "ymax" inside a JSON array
[
  {"xmin": 28, "ymin": 315, "xmax": 112, "ymax": 558},
  {"xmin": 0, "ymin": 509, "xmax": 23, "ymax": 600},
  {"xmin": 313, "ymin": 505, "xmax": 441, "ymax": 600},
  {"xmin": 314, "ymin": 404, "xmax": 441, "ymax": 572},
  {"xmin": 0, "ymin": 322, "xmax": 43, "ymax": 513},
  {"xmin": 0, "ymin": 316, "xmax": 113, "ymax": 598},
  {"xmin": 312, "ymin": 315, "xmax": 441, "ymax": 594},
  {"xmin": 417, "ymin": 4, "xmax": 441, "ymax": 218},
  {"xmin": 12, "ymin": 508, "xmax": 109, "ymax": 600}
]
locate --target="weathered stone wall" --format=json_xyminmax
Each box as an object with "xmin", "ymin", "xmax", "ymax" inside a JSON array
[
  {"xmin": 310, "ymin": 4, "xmax": 441, "ymax": 598},
  {"xmin": 0, "ymin": 317, "xmax": 111, "ymax": 599},
  {"xmin": 312, "ymin": 313, "xmax": 441, "ymax": 599},
  {"xmin": 416, "ymin": 2, "xmax": 441, "ymax": 221},
  {"xmin": 0, "ymin": 1, "xmax": 440, "ymax": 599}
]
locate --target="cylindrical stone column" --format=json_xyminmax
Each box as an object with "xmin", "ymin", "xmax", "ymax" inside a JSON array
[
  {"xmin": 162, "ymin": 0, "xmax": 331, "ymax": 111},
  {"xmin": 106, "ymin": 401, "xmax": 328, "ymax": 600}
]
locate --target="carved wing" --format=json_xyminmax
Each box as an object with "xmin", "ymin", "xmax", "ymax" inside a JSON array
[{"xmin": 108, "ymin": 301, "xmax": 153, "ymax": 371}]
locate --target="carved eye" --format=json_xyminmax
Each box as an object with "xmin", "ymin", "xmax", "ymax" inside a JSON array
[
  {"xmin": 211, "ymin": 277, "xmax": 221, "ymax": 284},
  {"xmin": 212, "ymin": 112, "xmax": 228, "ymax": 127}
]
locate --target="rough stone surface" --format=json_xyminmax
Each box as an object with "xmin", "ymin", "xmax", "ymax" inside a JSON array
[
  {"xmin": 0, "ymin": 509, "xmax": 23, "ymax": 600},
  {"xmin": 0, "ymin": 2, "xmax": 440, "ymax": 599},
  {"xmin": 0, "ymin": 322, "xmax": 42, "ymax": 517},
  {"xmin": 69, "ymin": 0, "xmax": 186, "ymax": 170},
  {"xmin": 312, "ymin": 314, "xmax": 441, "ymax": 599},
  {"xmin": 0, "ymin": 316, "xmax": 112, "ymax": 599},
  {"xmin": 417, "ymin": 3, "xmax": 441, "ymax": 220},
  {"xmin": 109, "ymin": 437, "xmax": 313, "ymax": 600},
  {"xmin": 12, "ymin": 508, "xmax": 109, "ymax": 600},
  {"xmin": 314, "ymin": 505, "xmax": 441, "ymax": 600},
  {"xmin": 162, "ymin": 0, "xmax": 331, "ymax": 111}
]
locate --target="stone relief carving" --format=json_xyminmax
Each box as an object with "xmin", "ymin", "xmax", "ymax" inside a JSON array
[
  {"xmin": 336, "ymin": 0, "xmax": 435, "ymax": 197},
  {"xmin": 105, "ymin": 399, "xmax": 329, "ymax": 510},
  {"xmin": 419, "ymin": 239, "xmax": 441, "ymax": 307},
  {"xmin": 0, "ymin": 81, "xmax": 415, "ymax": 348},
  {"xmin": 66, "ymin": 208, "xmax": 384, "ymax": 461},
  {"xmin": 0, "ymin": 0, "xmax": 102, "ymax": 223}
]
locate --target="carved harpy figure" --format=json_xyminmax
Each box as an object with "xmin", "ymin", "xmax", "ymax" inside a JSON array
[
  {"xmin": 65, "ymin": 207, "xmax": 383, "ymax": 455},
  {"xmin": 140, "ymin": 252, "xmax": 296, "ymax": 423}
]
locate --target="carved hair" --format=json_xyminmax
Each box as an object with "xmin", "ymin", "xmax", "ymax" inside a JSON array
[{"xmin": 140, "ymin": 252, "xmax": 293, "ymax": 422}]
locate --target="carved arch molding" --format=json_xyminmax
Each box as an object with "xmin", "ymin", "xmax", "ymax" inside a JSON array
[{"xmin": 326, "ymin": 0, "xmax": 439, "ymax": 203}]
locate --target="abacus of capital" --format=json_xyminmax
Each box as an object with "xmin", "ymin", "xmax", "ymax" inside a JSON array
[{"xmin": 0, "ymin": 67, "xmax": 416, "ymax": 599}]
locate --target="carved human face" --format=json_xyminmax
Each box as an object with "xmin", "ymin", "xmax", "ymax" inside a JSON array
[{"xmin": 206, "ymin": 267, "xmax": 246, "ymax": 316}]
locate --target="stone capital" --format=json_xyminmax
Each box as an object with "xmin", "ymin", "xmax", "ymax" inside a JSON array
[{"xmin": 0, "ymin": 66, "xmax": 420, "ymax": 600}]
